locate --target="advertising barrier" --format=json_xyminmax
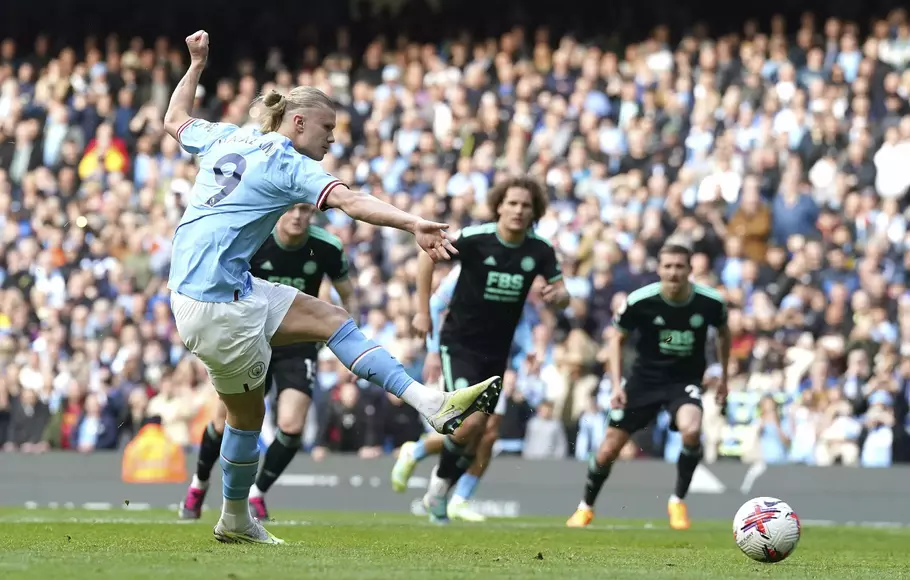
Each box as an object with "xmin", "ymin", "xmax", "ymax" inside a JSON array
[{"xmin": 2, "ymin": 453, "xmax": 909, "ymax": 525}]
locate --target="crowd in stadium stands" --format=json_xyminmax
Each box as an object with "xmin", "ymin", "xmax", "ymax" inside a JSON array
[{"xmin": 2, "ymin": 9, "xmax": 910, "ymax": 469}]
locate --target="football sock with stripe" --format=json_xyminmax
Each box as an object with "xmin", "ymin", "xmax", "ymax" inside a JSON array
[
  {"xmin": 674, "ymin": 444, "xmax": 703, "ymax": 500},
  {"xmin": 220, "ymin": 424, "xmax": 261, "ymax": 529},
  {"xmin": 327, "ymin": 319, "xmax": 443, "ymax": 416},
  {"xmin": 582, "ymin": 455, "xmax": 613, "ymax": 508}
]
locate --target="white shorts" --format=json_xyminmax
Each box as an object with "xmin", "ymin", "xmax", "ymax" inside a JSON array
[{"xmin": 170, "ymin": 277, "xmax": 298, "ymax": 395}]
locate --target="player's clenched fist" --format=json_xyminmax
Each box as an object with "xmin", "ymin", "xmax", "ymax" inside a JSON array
[{"xmin": 185, "ymin": 30, "xmax": 209, "ymax": 65}]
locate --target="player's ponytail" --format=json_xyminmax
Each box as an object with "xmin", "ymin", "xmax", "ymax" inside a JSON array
[{"xmin": 259, "ymin": 90, "xmax": 288, "ymax": 134}]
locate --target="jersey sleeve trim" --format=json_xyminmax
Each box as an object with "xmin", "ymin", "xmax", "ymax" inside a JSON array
[
  {"xmin": 627, "ymin": 282, "xmax": 662, "ymax": 306},
  {"xmin": 316, "ymin": 180, "xmax": 344, "ymax": 211},
  {"xmin": 176, "ymin": 118, "xmax": 197, "ymax": 141}
]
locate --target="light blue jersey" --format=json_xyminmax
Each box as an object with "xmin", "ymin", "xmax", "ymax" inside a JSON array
[
  {"xmin": 426, "ymin": 264, "xmax": 538, "ymax": 368},
  {"xmin": 168, "ymin": 118, "xmax": 343, "ymax": 302}
]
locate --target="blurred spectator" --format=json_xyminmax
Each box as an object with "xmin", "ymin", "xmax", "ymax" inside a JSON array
[
  {"xmin": 2, "ymin": 7, "xmax": 910, "ymax": 471},
  {"xmin": 314, "ymin": 380, "xmax": 383, "ymax": 460},
  {"xmin": 522, "ymin": 401, "xmax": 568, "ymax": 459},
  {"xmin": 73, "ymin": 393, "xmax": 118, "ymax": 453},
  {"xmin": 4, "ymin": 387, "xmax": 50, "ymax": 453}
]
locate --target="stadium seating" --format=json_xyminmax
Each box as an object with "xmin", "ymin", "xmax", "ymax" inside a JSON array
[{"xmin": 1, "ymin": 8, "xmax": 909, "ymax": 469}]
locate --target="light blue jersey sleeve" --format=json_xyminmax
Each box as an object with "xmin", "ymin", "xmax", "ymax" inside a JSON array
[
  {"xmin": 426, "ymin": 266, "xmax": 460, "ymax": 354},
  {"xmin": 176, "ymin": 118, "xmax": 241, "ymax": 156},
  {"xmin": 286, "ymin": 154, "xmax": 345, "ymax": 210}
]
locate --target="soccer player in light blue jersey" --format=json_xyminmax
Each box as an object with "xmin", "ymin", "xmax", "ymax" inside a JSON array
[{"xmin": 164, "ymin": 31, "xmax": 502, "ymax": 545}]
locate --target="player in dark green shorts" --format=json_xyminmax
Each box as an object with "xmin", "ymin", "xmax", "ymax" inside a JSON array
[
  {"xmin": 414, "ymin": 176, "xmax": 569, "ymax": 524},
  {"xmin": 566, "ymin": 238, "xmax": 731, "ymax": 530}
]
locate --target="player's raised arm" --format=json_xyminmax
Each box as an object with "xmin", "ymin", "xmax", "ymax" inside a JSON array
[
  {"xmin": 164, "ymin": 31, "xmax": 208, "ymax": 142},
  {"xmin": 263, "ymin": 85, "xmax": 455, "ymax": 261},
  {"xmin": 325, "ymin": 185, "xmax": 457, "ymax": 262}
]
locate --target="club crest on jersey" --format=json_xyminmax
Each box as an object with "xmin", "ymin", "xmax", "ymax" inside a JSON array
[
  {"xmin": 689, "ymin": 314, "xmax": 704, "ymax": 328},
  {"xmin": 521, "ymin": 256, "xmax": 536, "ymax": 272},
  {"xmin": 303, "ymin": 261, "xmax": 318, "ymax": 275}
]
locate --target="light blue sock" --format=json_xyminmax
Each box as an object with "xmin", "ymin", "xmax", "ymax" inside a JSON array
[
  {"xmin": 453, "ymin": 473, "xmax": 480, "ymax": 500},
  {"xmin": 220, "ymin": 424, "xmax": 261, "ymax": 500},
  {"xmin": 412, "ymin": 438, "xmax": 428, "ymax": 461},
  {"xmin": 327, "ymin": 319, "xmax": 414, "ymax": 397}
]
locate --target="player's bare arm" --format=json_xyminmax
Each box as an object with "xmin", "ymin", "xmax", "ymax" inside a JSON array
[
  {"xmin": 323, "ymin": 185, "xmax": 457, "ymax": 262},
  {"xmin": 715, "ymin": 322, "xmax": 732, "ymax": 405},
  {"xmin": 164, "ymin": 30, "xmax": 208, "ymax": 140},
  {"xmin": 413, "ymin": 252, "xmax": 435, "ymax": 339},
  {"xmin": 540, "ymin": 277, "xmax": 570, "ymax": 309},
  {"xmin": 609, "ymin": 326, "xmax": 628, "ymax": 409},
  {"xmin": 332, "ymin": 277, "xmax": 359, "ymax": 317}
]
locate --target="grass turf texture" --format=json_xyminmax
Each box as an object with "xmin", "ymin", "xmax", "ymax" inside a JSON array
[{"xmin": 0, "ymin": 508, "xmax": 908, "ymax": 579}]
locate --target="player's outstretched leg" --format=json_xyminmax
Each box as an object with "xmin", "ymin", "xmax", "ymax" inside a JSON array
[
  {"xmin": 273, "ymin": 296, "xmax": 502, "ymax": 434},
  {"xmin": 212, "ymin": 388, "xmax": 284, "ymax": 545},
  {"xmin": 391, "ymin": 434, "xmax": 444, "ymax": 492},
  {"xmin": 668, "ymin": 403, "xmax": 704, "ymax": 530},
  {"xmin": 179, "ymin": 407, "xmax": 227, "ymax": 519},
  {"xmin": 567, "ymin": 427, "xmax": 630, "ymax": 528},
  {"xmin": 448, "ymin": 414, "xmax": 502, "ymax": 522},
  {"xmin": 249, "ymin": 387, "xmax": 310, "ymax": 521}
]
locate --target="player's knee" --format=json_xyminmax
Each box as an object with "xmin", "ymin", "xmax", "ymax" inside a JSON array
[
  {"xmin": 453, "ymin": 413, "xmax": 487, "ymax": 443},
  {"xmin": 324, "ymin": 303, "xmax": 350, "ymax": 328},
  {"xmin": 311, "ymin": 302, "xmax": 350, "ymax": 341},
  {"xmin": 598, "ymin": 431, "xmax": 627, "ymax": 463},
  {"xmin": 479, "ymin": 427, "xmax": 499, "ymax": 449},
  {"xmin": 220, "ymin": 388, "xmax": 266, "ymax": 431},
  {"xmin": 277, "ymin": 392, "xmax": 310, "ymax": 434},
  {"xmin": 277, "ymin": 415, "xmax": 306, "ymax": 435},
  {"xmin": 275, "ymin": 429, "xmax": 303, "ymax": 449},
  {"xmin": 678, "ymin": 426, "xmax": 702, "ymax": 447}
]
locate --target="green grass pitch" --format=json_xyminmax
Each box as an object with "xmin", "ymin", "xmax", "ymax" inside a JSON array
[{"xmin": 1, "ymin": 508, "xmax": 908, "ymax": 579}]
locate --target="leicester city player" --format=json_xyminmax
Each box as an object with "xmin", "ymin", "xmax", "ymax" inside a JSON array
[
  {"xmin": 565, "ymin": 238, "xmax": 730, "ymax": 530},
  {"xmin": 390, "ymin": 264, "xmax": 545, "ymax": 522},
  {"xmin": 165, "ymin": 30, "xmax": 501, "ymax": 544},
  {"xmin": 406, "ymin": 177, "xmax": 568, "ymax": 524}
]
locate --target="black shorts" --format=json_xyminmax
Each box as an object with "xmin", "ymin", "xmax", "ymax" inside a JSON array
[
  {"xmin": 264, "ymin": 355, "xmax": 316, "ymax": 398},
  {"xmin": 608, "ymin": 381, "xmax": 704, "ymax": 435},
  {"xmin": 439, "ymin": 342, "xmax": 508, "ymax": 392}
]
